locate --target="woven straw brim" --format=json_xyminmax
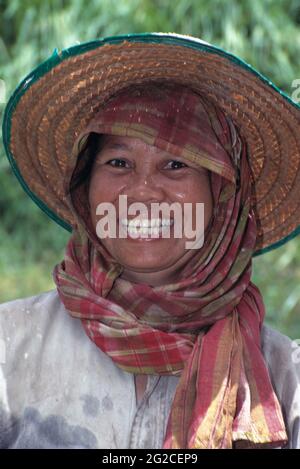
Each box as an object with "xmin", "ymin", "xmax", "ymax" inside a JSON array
[{"xmin": 3, "ymin": 34, "xmax": 300, "ymax": 255}]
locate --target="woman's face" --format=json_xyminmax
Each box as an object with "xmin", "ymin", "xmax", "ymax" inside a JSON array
[{"xmin": 88, "ymin": 135, "xmax": 213, "ymax": 285}]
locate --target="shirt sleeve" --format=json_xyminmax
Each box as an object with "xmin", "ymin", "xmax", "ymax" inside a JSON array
[{"xmin": 261, "ymin": 324, "xmax": 300, "ymax": 449}]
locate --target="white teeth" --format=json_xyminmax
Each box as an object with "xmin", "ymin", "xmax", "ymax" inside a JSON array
[
  {"xmin": 120, "ymin": 218, "xmax": 174, "ymax": 240},
  {"xmin": 127, "ymin": 226, "xmax": 161, "ymax": 236},
  {"xmin": 121, "ymin": 218, "xmax": 174, "ymax": 228}
]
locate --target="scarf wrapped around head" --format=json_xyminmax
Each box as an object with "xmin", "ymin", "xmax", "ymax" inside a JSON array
[{"xmin": 53, "ymin": 83, "xmax": 288, "ymax": 448}]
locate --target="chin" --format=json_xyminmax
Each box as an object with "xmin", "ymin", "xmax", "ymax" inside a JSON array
[
  {"xmin": 123, "ymin": 263, "xmax": 168, "ymax": 271},
  {"xmin": 119, "ymin": 260, "xmax": 171, "ymax": 272}
]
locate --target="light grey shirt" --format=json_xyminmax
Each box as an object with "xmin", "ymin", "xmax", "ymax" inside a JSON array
[{"xmin": 0, "ymin": 289, "xmax": 299, "ymax": 449}]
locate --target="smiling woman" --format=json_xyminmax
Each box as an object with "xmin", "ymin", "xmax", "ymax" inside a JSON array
[{"xmin": 1, "ymin": 33, "xmax": 300, "ymax": 450}]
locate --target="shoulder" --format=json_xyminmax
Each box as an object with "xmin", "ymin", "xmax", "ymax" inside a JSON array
[
  {"xmin": 0, "ymin": 289, "xmax": 62, "ymax": 318},
  {"xmin": 260, "ymin": 323, "xmax": 300, "ymax": 398},
  {"xmin": 0, "ymin": 289, "xmax": 64, "ymax": 329},
  {"xmin": 0, "ymin": 289, "xmax": 90, "ymax": 373},
  {"xmin": 0, "ymin": 288, "xmax": 118, "ymax": 375},
  {"xmin": 261, "ymin": 324, "xmax": 300, "ymax": 385},
  {"xmin": 0, "ymin": 289, "xmax": 68, "ymax": 348},
  {"xmin": 261, "ymin": 324, "xmax": 300, "ymax": 449}
]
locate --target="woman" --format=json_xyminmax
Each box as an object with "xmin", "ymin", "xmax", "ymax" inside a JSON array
[{"xmin": 1, "ymin": 33, "xmax": 300, "ymax": 449}]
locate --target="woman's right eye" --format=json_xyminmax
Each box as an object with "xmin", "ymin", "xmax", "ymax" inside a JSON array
[{"xmin": 106, "ymin": 158, "xmax": 129, "ymax": 168}]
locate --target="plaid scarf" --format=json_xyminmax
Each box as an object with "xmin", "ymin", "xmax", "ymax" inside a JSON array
[{"xmin": 53, "ymin": 84, "xmax": 288, "ymax": 448}]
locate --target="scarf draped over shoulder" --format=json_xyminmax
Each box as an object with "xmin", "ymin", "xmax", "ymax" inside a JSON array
[{"xmin": 53, "ymin": 83, "xmax": 288, "ymax": 449}]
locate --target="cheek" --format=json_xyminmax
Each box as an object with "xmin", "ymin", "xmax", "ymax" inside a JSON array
[
  {"xmin": 88, "ymin": 172, "xmax": 115, "ymax": 226},
  {"xmin": 183, "ymin": 175, "xmax": 213, "ymax": 226},
  {"xmin": 89, "ymin": 171, "xmax": 117, "ymax": 206}
]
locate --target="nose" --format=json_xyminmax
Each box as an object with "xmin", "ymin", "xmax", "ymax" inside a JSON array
[{"xmin": 123, "ymin": 172, "xmax": 165, "ymax": 203}]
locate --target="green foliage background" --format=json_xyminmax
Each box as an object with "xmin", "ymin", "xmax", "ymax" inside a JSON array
[{"xmin": 0, "ymin": 0, "xmax": 300, "ymax": 337}]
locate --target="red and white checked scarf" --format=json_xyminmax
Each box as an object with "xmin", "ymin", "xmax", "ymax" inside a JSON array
[{"xmin": 53, "ymin": 84, "xmax": 288, "ymax": 448}]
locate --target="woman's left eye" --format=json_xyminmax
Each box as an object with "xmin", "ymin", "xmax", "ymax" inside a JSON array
[{"xmin": 165, "ymin": 160, "xmax": 188, "ymax": 170}]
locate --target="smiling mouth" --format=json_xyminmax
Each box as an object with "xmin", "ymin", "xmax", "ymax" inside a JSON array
[
  {"xmin": 121, "ymin": 218, "xmax": 174, "ymax": 227},
  {"xmin": 120, "ymin": 218, "xmax": 174, "ymax": 238}
]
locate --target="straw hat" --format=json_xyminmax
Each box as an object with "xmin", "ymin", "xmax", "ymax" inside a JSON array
[{"xmin": 2, "ymin": 33, "xmax": 300, "ymax": 255}]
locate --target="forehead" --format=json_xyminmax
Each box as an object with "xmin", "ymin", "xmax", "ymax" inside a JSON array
[
  {"xmin": 95, "ymin": 134, "xmax": 209, "ymax": 174},
  {"xmin": 99, "ymin": 134, "xmax": 166, "ymax": 155}
]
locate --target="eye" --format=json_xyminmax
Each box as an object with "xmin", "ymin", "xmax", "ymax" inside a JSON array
[
  {"xmin": 103, "ymin": 158, "xmax": 188, "ymax": 170},
  {"xmin": 165, "ymin": 160, "xmax": 188, "ymax": 170},
  {"xmin": 106, "ymin": 158, "xmax": 130, "ymax": 168}
]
